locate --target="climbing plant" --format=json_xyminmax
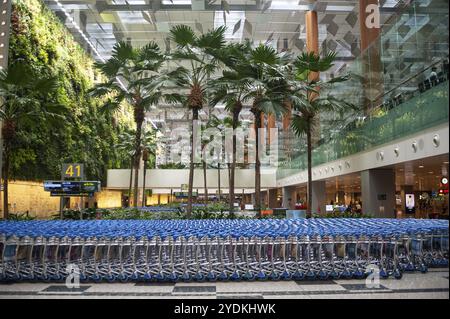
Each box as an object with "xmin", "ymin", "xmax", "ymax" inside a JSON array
[{"xmin": 7, "ymin": 0, "xmax": 132, "ymax": 184}]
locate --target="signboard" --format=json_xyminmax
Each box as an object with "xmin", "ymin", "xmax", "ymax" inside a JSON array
[
  {"xmin": 44, "ymin": 181, "xmax": 100, "ymax": 196},
  {"xmin": 174, "ymin": 191, "xmax": 198, "ymax": 198},
  {"xmin": 62, "ymin": 163, "xmax": 84, "ymax": 179},
  {"xmin": 405, "ymin": 193, "xmax": 415, "ymax": 214}
]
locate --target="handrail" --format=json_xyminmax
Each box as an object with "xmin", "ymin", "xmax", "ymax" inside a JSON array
[{"xmin": 371, "ymin": 58, "xmax": 445, "ymax": 103}]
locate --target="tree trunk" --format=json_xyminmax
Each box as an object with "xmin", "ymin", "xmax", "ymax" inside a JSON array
[
  {"xmin": 203, "ymin": 160, "xmax": 208, "ymax": 205},
  {"xmin": 2, "ymin": 147, "xmax": 9, "ymax": 220},
  {"xmin": 217, "ymin": 162, "xmax": 221, "ymax": 202},
  {"xmin": 229, "ymin": 105, "xmax": 241, "ymax": 214},
  {"xmin": 1, "ymin": 122, "xmax": 13, "ymax": 220},
  {"xmin": 306, "ymin": 123, "xmax": 312, "ymax": 217},
  {"xmin": 128, "ymin": 157, "xmax": 133, "ymax": 207},
  {"xmin": 133, "ymin": 106, "xmax": 145, "ymax": 207},
  {"xmin": 187, "ymin": 108, "xmax": 199, "ymax": 218},
  {"xmin": 142, "ymin": 159, "xmax": 147, "ymax": 207},
  {"xmin": 254, "ymin": 109, "xmax": 262, "ymax": 217}
]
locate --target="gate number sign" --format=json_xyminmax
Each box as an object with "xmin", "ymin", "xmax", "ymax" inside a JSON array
[{"xmin": 62, "ymin": 163, "xmax": 84, "ymax": 178}]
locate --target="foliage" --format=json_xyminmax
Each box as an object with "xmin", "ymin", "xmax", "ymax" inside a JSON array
[
  {"xmin": 311, "ymin": 211, "xmax": 374, "ymax": 219},
  {"xmin": 7, "ymin": 0, "xmax": 131, "ymax": 183},
  {"xmin": 158, "ymin": 163, "xmax": 186, "ymax": 169},
  {"xmin": 6, "ymin": 211, "xmax": 36, "ymax": 221}
]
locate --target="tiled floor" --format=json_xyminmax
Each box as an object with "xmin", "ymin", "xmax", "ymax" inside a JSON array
[{"xmin": 0, "ymin": 269, "xmax": 448, "ymax": 299}]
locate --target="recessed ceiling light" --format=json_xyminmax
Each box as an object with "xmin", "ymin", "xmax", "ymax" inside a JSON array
[
  {"xmin": 419, "ymin": 165, "xmax": 424, "ymax": 168},
  {"xmin": 444, "ymin": 162, "xmax": 449, "ymax": 164}
]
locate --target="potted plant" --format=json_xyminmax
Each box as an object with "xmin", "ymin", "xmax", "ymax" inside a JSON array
[{"xmin": 260, "ymin": 204, "xmax": 273, "ymax": 217}]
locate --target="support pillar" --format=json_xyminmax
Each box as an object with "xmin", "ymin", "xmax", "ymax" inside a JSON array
[
  {"xmin": 337, "ymin": 191, "xmax": 345, "ymax": 204},
  {"xmin": 309, "ymin": 181, "xmax": 326, "ymax": 214},
  {"xmin": 0, "ymin": 0, "xmax": 12, "ymax": 217},
  {"xmin": 282, "ymin": 186, "xmax": 296, "ymax": 209},
  {"xmin": 361, "ymin": 169, "xmax": 396, "ymax": 218},
  {"xmin": 268, "ymin": 189, "xmax": 278, "ymax": 208},
  {"xmin": 305, "ymin": 9, "xmax": 321, "ymax": 142}
]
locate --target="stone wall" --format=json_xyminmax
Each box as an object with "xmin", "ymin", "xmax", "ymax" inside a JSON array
[
  {"xmin": 1, "ymin": 180, "xmax": 123, "ymax": 219},
  {"xmin": 1, "ymin": 180, "xmax": 60, "ymax": 219}
]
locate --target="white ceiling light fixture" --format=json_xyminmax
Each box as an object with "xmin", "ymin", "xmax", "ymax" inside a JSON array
[
  {"xmin": 270, "ymin": 0, "xmax": 309, "ymax": 10},
  {"xmin": 162, "ymin": 0, "xmax": 192, "ymax": 4}
]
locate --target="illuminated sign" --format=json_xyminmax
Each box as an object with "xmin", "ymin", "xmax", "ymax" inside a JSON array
[
  {"xmin": 44, "ymin": 181, "xmax": 101, "ymax": 196},
  {"xmin": 441, "ymin": 177, "xmax": 448, "ymax": 185},
  {"xmin": 405, "ymin": 193, "xmax": 415, "ymax": 214}
]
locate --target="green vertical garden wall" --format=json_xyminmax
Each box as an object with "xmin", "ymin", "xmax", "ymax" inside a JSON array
[{"xmin": 8, "ymin": 0, "xmax": 132, "ymax": 183}]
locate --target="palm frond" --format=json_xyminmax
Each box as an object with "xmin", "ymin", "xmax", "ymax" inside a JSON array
[{"xmin": 170, "ymin": 24, "xmax": 197, "ymax": 47}]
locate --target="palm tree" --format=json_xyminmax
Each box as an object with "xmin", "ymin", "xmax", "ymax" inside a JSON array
[
  {"xmin": 288, "ymin": 52, "xmax": 354, "ymax": 216},
  {"xmin": 169, "ymin": 25, "xmax": 226, "ymax": 217},
  {"xmin": 0, "ymin": 62, "xmax": 61, "ymax": 219},
  {"xmin": 209, "ymin": 41, "xmax": 253, "ymax": 214},
  {"xmin": 90, "ymin": 41, "xmax": 182, "ymax": 207},
  {"xmin": 240, "ymin": 44, "xmax": 290, "ymax": 216}
]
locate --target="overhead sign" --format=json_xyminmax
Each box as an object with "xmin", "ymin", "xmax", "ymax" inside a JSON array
[
  {"xmin": 62, "ymin": 163, "xmax": 84, "ymax": 179},
  {"xmin": 174, "ymin": 191, "xmax": 198, "ymax": 198},
  {"xmin": 44, "ymin": 181, "xmax": 101, "ymax": 196}
]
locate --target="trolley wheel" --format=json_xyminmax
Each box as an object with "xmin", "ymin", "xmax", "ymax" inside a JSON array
[
  {"xmin": 379, "ymin": 269, "xmax": 389, "ymax": 279},
  {"xmin": 318, "ymin": 271, "xmax": 329, "ymax": 280},
  {"xmin": 419, "ymin": 264, "xmax": 428, "ymax": 273},
  {"xmin": 257, "ymin": 271, "xmax": 267, "ymax": 281},
  {"xmin": 354, "ymin": 270, "xmax": 365, "ymax": 279},
  {"xmin": 306, "ymin": 271, "xmax": 316, "ymax": 280},
  {"xmin": 342, "ymin": 270, "xmax": 352, "ymax": 279},
  {"xmin": 270, "ymin": 272, "xmax": 280, "ymax": 281},
  {"xmin": 281, "ymin": 271, "xmax": 292, "ymax": 280},
  {"xmin": 218, "ymin": 272, "xmax": 228, "ymax": 281},
  {"xmin": 230, "ymin": 272, "xmax": 240, "ymax": 281},
  {"xmin": 293, "ymin": 271, "xmax": 305, "ymax": 281},
  {"xmin": 143, "ymin": 273, "xmax": 152, "ymax": 281},
  {"xmin": 330, "ymin": 271, "xmax": 341, "ymax": 280},
  {"xmin": 207, "ymin": 273, "xmax": 216, "ymax": 281}
]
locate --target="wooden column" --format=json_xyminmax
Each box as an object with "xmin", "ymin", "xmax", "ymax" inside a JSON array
[
  {"xmin": 306, "ymin": 10, "xmax": 320, "ymax": 83},
  {"xmin": 359, "ymin": 0, "xmax": 381, "ymax": 51}
]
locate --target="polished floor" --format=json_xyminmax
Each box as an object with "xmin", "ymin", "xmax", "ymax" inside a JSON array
[{"xmin": 0, "ymin": 269, "xmax": 448, "ymax": 299}]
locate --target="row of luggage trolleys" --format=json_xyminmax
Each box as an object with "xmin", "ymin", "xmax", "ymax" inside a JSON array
[{"xmin": 0, "ymin": 232, "xmax": 448, "ymax": 282}]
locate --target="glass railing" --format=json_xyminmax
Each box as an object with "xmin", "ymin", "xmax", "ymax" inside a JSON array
[{"xmin": 277, "ymin": 80, "xmax": 449, "ymax": 179}]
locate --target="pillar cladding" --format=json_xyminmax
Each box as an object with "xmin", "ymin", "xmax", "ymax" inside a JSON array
[
  {"xmin": 282, "ymin": 186, "xmax": 297, "ymax": 209},
  {"xmin": 361, "ymin": 169, "xmax": 396, "ymax": 218},
  {"xmin": 268, "ymin": 188, "xmax": 278, "ymax": 208},
  {"xmin": 0, "ymin": 0, "xmax": 12, "ymax": 184},
  {"xmin": 309, "ymin": 181, "xmax": 326, "ymax": 215}
]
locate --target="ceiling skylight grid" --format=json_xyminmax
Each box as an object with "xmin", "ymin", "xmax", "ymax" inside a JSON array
[{"xmin": 214, "ymin": 10, "xmax": 246, "ymax": 40}]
